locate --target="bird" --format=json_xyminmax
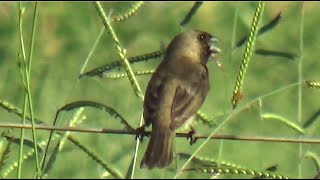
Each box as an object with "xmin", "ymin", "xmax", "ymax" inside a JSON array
[{"xmin": 140, "ymin": 30, "xmax": 221, "ymax": 169}]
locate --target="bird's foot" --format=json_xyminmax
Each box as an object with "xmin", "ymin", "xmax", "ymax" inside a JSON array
[
  {"xmin": 187, "ymin": 126, "xmax": 198, "ymax": 145},
  {"xmin": 135, "ymin": 125, "xmax": 148, "ymax": 142}
]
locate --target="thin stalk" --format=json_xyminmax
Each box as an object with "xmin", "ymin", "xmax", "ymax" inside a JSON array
[
  {"xmin": 17, "ymin": 1, "xmax": 41, "ymax": 178},
  {"xmin": 17, "ymin": 2, "xmax": 28, "ymax": 178},
  {"xmin": 26, "ymin": 2, "xmax": 41, "ymax": 177},
  {"xmin": 130, "ymin": 109, "xmax": 144, "ymax": 178},
  {"xmin": 298, "ymin": 2, "xmax": 304, "ymax": 178},
  {"xmin": 17, "ymin": 97, "xmax": 28, "ymax": 179}
]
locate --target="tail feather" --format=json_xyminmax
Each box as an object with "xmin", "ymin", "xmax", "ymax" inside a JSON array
[{"xmin": 140, "ymin": 126, "xmax": 175, "ymax": 169}]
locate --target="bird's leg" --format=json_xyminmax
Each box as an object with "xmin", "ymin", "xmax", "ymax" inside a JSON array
[
  {"xmin": 135, "ymin": 125, "xmax": 148, "ymax": 142},
  {"xmin": 186, "ymin": 126, "xmax": 198, "ymax": 145}
]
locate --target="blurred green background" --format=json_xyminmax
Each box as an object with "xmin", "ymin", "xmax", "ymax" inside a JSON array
[{"xmin": 0, "ymin": 1, "xmax": 320, "ymax": 178}]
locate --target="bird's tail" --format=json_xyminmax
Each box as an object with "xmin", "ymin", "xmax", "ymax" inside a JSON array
[{"xmin": 140, "ymin": 125, "xmax": 175, "ymax": 169}]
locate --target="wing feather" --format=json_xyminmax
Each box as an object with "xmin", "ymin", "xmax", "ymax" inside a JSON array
[
  {"xmin": 143, "ymin": 62, "xmax": 209, "ymax": 130},
  {"xmin": 170, "ymin": 64, "xmax": 209, "ymax": 129}
]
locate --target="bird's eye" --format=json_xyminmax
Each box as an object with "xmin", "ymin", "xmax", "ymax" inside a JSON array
[
  {"xmin": 198, "ymin": 33, "xmax": 207, "ymax": 43},
  {"xmin": 199, "ymin": 34, "xmax": 205, "ymax": 41}
]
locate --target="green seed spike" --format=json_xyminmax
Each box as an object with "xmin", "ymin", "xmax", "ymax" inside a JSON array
[
  {"xmin": 0, "ymin": 99, "xmax": 43, "ymax": 124},
  {"xmin": 184, "ymin": 167, "xmax": 291, "ymax": 179},
  {"xmin": 59, "ymin": 100, "xmax": 134, "ymax": 131},
  {"xmin": 306, "ymin": 81, "xmax": 320, "ymax": 89},
  {"xmin": 103, "ymin": 70, "xmax": 155, "ymax": 80},
  {"xmin": 79, "ymin": 50, "xmax": 164, "ymax": 78},
  {"xmin": 232, "ymin": 1, "xmax": 265, "ymax": 109},
  {"xmin": 195, "ymin": 111, "xmax": 221, "ymax": 127},
  {"xmin": 0, "ymin": 140, "xmax": 12, "ymax": 174},
  {"xmin": 111, "ymin": 1, "xmax": 144, "ymax": 23},
  {"xmin": 94, "ymin": 1, "xmax": 144, "ymax": 99},
  {"xmin": 62, "ymin": 136, "xmax": 123, "ymax": 179}
]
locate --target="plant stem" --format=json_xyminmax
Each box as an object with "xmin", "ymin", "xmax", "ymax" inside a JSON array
[
  {"xmin": 17, "ymin": 2, "xmax": 28, "ymax": 178},
  {"xmin": 298, "ymin": 2, "xmax": 304, "ymax": 178}
]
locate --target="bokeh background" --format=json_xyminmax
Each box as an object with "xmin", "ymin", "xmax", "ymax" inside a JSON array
[{"xmin": 0, "ymin": 1, "xmax": 320, "ymax": 178}]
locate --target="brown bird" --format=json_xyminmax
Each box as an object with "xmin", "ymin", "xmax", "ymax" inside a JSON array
[{"xmin": 140, "ymin": 30, "xmax": 221, "ymax": 169}]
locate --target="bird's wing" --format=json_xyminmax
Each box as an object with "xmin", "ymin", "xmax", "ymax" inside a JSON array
[
  {"xmin": 170, "ymin": 65, "xmax": 209, "ymax": 129},
  {"xmin": 143, "ymin": 63, "xmax": 209, "ymax": 130},
  {"xmin": 143, "ymin": 68, "xmax": 173, "ymax": 127}
]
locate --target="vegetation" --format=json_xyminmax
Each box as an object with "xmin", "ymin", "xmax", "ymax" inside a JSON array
[{"xmin": 0, "ymin": 1, "xmax": 319, "ymax": 178}]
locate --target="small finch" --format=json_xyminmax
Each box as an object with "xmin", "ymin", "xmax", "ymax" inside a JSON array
[{"xmin": 140, "ymin": 30, "xmax": 221, "ymax": 169}]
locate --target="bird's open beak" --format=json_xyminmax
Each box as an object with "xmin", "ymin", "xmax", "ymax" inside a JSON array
[{"xmin": 209, "ymin": 36, "xmax": 222, "ymax": 69}]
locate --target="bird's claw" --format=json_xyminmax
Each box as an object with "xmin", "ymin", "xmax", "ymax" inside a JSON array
[
  {"xmin": 135, "ymin": 125, "xmax": 148, "ymax": 142},
  {"xmin": 187, "ymin": 127, "xmax": 198, "ymax": 145}
]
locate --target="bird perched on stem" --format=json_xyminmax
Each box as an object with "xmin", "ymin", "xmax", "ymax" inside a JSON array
[{"xmin": 140, "ymin": 30, "xmax": 221, "ymax": 169}]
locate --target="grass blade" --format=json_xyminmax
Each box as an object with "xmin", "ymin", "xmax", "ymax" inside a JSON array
[
  {"xmin": 255, "ymin": 49, "xmax": 296, "ymax": 60},
  {"xmin": 261, "ymin": 113, "xmax": 305, "ymax": 134},
  {"xmin": 236, "ymin": 12, "xmax": 281, "ymax": 48},
  {"xmin": 180, "ymin": 1, "xmax": 203, "ymax": 26}
]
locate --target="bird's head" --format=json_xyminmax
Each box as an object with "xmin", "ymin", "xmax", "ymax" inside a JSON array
[{"xmin": 165, "ymin": 30, "xmax": 221, "ymax": 67}]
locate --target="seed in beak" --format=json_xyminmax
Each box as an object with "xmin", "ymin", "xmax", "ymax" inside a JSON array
[
  {"xmin": 210, "ymin": 44, "xmax": 221, "ymax": 54},
  {"xmin": 211, "ymin": 54, "xmax": 223, "ymax": 69},
  {"xmin": 210, "ymin": 36, "xmax": 219, "ymax": 43},
  {"xmin": 209, "ymin": 35, "xmax": 222, "ymax": 69}
]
